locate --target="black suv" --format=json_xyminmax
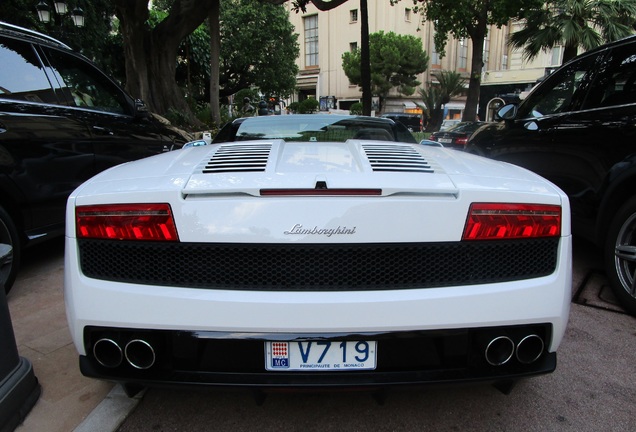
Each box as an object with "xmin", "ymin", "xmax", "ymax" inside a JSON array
[
  {"xmin": 0, "ymin": 22, "xmax": 190, "ymax": 292},
  {"xmin": 468, "ymin": 35, "xmax": 636, "ymax": 315}
]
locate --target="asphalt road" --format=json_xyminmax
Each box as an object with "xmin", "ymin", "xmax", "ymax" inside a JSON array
[{"xmin": 113, "ymin": 238, "xmax": 636, "ymax": 432}]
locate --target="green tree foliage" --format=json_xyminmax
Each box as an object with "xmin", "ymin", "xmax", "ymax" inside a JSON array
[
  {"xmin": 342, "ymin": 31, "xmax": 429, "ymax": 113},
  {"xmin": 419, "ymin": 71, "xmax": 467, "ymax": 131},
  {"xmin": 411, "ymin": 0, "xmax": 542, "ymax": 122},
  {"xmin": 149, "ymin": 0, "xmax": 298, "ymax": 125},
  {"xmin": 510, "ymin": 0, "xmax": 636, "ymax": 64},
  {"xmin": 0, "ymin": 0, "xmax": 121, "ymax": 79},
  {"xmin": 219, "ymin": 0, "xmax": 299, "ymax": 98}
]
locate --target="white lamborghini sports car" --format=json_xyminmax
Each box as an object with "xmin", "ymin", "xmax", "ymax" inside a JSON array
[{"xmin": 65, "ymin": 116, "xmax": 571, "ymax": 396}]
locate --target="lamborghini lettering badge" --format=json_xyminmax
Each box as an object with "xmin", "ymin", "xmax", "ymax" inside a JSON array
[{"xmin": 284, "ymin": 224, "xmax": 357, "ymax": 237}]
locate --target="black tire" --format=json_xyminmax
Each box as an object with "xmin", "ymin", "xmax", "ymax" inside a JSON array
[
  {"xmin": 604, "ymin": 196, "xmax": 636, "ymax": 316},
  {"xmin": 0, "ymin": 206, "xmax": 20, "ymax": 294}
]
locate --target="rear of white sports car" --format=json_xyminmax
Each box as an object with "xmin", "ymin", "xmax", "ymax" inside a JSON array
[{"xmin": 65, "ymin": 140, "xmax": 571, "ymax": 395}]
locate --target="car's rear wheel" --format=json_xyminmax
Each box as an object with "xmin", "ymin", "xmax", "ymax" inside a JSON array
[
  {"xmin": 0, "ymin": 206, "xmax": 20, "ymax": 294},
  {"xmin": 605, "ymin": 197, "xmax": 636, "ymax": 315}
]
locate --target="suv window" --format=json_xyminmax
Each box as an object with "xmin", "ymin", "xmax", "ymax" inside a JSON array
[
  {"xmin": 583, "ymin": 43, "xmax": 636, "ymax": 109},
  {"xmin": 0, "ymin": 37, "xmax": 56, "ymax": 103},
  {"xmin": 42, "ymin": 47, "xmax": 129, "ymax": 114},
  {"xmin": 518, "ymin": 53, "xmax": 599, "ymax": 118}
]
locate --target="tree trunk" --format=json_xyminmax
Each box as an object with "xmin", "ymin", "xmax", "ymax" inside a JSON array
[
  {"xmin": 360, "ymin": 0, "xmax": 372, "ymax": 116},
  {"xmin": 427, "ymin": 105, "xmax": 444, "ymax": 132},
  {"xmin": 462, "ymin": 8, "xmax": 488, "ymax": 122},
  {"xmin": 463, "ymin": 42, "xmax": 483, "ymax": 122},
  {"xmin": 562, "ymin": 43, "xmax": 578, "ymax": 64},
  {"xmin": 209, "ymin": 0, "xmax": 222, "ymax": 127},
  {"xmin": 114, "ymin": 0, "xmax": 150, "ymax": 101},
  {"xmin": 113, "ymin": 0, "xmax": 215, "ymax": 129}
]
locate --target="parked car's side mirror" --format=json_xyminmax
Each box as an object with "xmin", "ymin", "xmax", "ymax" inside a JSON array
[
  {"xmin": 134, "ymin": 99, "xmax": 150, "ymax": 118},
  {"xmin": 496, "ymin": 104, "xmax": 518, "ymax": 121}
]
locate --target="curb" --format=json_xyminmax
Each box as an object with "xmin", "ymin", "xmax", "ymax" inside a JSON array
[{"xmin": 73, "ymin": 385, "xmax": 144, "ymax": 432}]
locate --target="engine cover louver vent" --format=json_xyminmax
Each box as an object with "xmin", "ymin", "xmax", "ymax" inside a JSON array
[
  {"xmin": 362, "ymin": 144, "xmax": 434, "ymax": 173},
  {"xmin": 203, "ymin": 144, "xmax": 272, "ymax": 173}
]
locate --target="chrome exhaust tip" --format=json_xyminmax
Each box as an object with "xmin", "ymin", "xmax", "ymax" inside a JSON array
[
  {"xmin": 93, "ymin": 338, "xmax": 123, "ymax": 368},
  {"xmin": 124, "ymin": 339, "xmax": 156, "ymax": 370},
  {"xmin": 516, "ymin": 334, "xmax": 544, "ymax": 364},
  {"xmin": 485, "ymin": 336, "xmax": 515, "ymax": 366}
]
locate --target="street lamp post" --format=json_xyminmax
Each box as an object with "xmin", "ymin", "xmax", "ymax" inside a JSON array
[{"xmin": 36, "ymin": 1, "xmax": 85, "ymax": 29}]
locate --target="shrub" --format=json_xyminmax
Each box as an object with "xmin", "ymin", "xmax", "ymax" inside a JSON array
[
  {"xmin": 298, "ymin": 98, "xmax": 319, "ymax": 114},
  {"xmin": 287, "ymin": 102, "xmax": 300, "ymax": 113},
  {"xmin": 349, "ymin": 102, "xmax": 363, "ymax": 115}
]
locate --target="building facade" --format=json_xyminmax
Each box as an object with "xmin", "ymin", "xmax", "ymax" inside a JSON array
[{"xmin": 285, "ymin": 1, "xmax": 563, "ymax": 120}]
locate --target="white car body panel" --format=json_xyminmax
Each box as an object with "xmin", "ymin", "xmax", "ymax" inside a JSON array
[{"xmin": 64, "ymin": 138, "xmax": 572, "ymax": 386}]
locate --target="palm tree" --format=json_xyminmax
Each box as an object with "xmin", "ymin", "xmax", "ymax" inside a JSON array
[
  {"xmin": 510, "ymin": 0, "xmax": 636, "ymax": 64},
  {"xmin": 419, "ymin": 70, "xmax": 467, "ymax": 132}
]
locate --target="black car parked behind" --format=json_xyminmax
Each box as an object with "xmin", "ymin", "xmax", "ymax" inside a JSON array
[
  {"xmin": 467, "ymin": 34, "xmax": 636, "ymax": 315},
  {"xmin": 0, "ymin": 22, "xmax": 190, "ymax": 292},
  {"xmin": 429, "ymin": 121, "xmax": 487, "ymax": 150},
  {"xmin": 380, "ymin": 112, "xmax": 422, "ymax": 132}
]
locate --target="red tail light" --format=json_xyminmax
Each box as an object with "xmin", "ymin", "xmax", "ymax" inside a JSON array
[
  {"xmin": 456, "ymin": 136, "xmax": 469, "ymax": 146},
  {"xmin": 462, "ymin": 203, "xmax": 561, "ymax": 240},
  {"xmin": 76, "ymin": 204, "xmax": 179, "ymax": 241}
]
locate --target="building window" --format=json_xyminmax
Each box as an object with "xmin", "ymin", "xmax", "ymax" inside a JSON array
[
  {"xmin": 502, "ymin": 27, "xmax": 509, "ymax": 70},
  {"xmin": 430, "ymin": 31, "xmax": 440, "ymax": 67},
  {"xmin": 405, "ymin": 8, "xmax": 411, "ymax": 22},
  {"xmin": 431, "ymin": 46, "xmax": 440, "ymax": 66},
  {"xmin": 350, "ymin": 42, "xmax": 358, "ymax": 52},
  {"xmin": 458, "ymin": 38, "xmax": 468, "ymax": 69},
  {"xmin": 550, "ymin": 46, "xmax": 563, "ymax": 66},
  {"xmin": 304, "ymin": 15, "xmax": 319, "ymax": 67},
  {"xmin": 482, "ymin": 32, "xmax": 490, "ymax": 72},
  {"xmin": 350, "ymin": 9, "xmax": 358, "ymax": 23}
]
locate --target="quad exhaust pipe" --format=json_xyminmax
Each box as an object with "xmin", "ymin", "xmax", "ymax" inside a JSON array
[
  {"xmin": 125, "ymin": 339, "xmax": 156, "ymax": 370},
  {"xmin": 515, "ymin": 334, "xmax": 544, "ymax": 364},
  {"xmin": 93, "ymin": 338, "xmax": 123, "ymax": 368},
  {"xmin": 484, "ymin": 334, "xmax": 544, "ymax": 366},
  {"xmin": 484, "ymin": 336, "xmax": 515, "ymax": 366},
  {"xmin": 93, "ymin": 337, "xmax": 156, "ymax": 370}
]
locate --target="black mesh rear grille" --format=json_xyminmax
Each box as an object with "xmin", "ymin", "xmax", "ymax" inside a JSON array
[{"xmin": 77, "ymin": 238, "xmax": 559, "ymax": 291}]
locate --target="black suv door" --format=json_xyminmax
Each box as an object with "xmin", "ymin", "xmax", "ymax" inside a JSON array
[
  {"xmin": 38, "ymin": 44, "xmax": 184, "ymax": 172},
  {"xmin": 0, "ymin": 35, "xmax": 94, "ymax": 237}
]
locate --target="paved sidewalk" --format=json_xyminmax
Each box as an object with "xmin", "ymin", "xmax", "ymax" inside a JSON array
[{"xmin": 6, "ymin": 239, "xmax": 135, "ymax": 432}]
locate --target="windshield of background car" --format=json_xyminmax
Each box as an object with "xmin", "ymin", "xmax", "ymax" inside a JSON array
[
  {"xmin": 517, "ymin": 53, "xmax": 600, "ymax": 119},
  {"xmin": 214, "ymin": 116, "xmax": 417, "ymax": 144}
]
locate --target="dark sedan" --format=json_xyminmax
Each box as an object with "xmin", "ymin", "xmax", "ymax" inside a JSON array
[{"xmin": 429, "ymin": 122, "xmax": 487, "ymax": 149}]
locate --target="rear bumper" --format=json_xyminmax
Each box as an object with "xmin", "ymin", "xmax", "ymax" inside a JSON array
[
  {"xmin": 66, "ymin": 235, "xmax": 571, "ymax": 390},
  {"xmin": 79, "ymin": 325, "xmax": 556, "ymax": 390}
]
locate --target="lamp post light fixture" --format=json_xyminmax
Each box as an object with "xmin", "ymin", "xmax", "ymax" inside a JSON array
[{"xmin": 36, "ymin": 1, "xmax": 85, "ymax": 28}]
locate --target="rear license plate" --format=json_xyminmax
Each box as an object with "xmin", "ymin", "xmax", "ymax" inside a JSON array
[
  {"xmin": 438, "ymin": 138, "xmax": 452, "ymax": 143},
  {"xmin": 265, "ymin": 341, "xmax": 377, "ymax": 371}
]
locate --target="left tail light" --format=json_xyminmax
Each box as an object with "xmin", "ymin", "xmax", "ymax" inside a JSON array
[
  {"xmin": 463, "ymin": 203, "xmax": 561, "ymax": 240},
  {"xmin": 76, "ymin": 204, "xmax": 179, "ymax": 241}
]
